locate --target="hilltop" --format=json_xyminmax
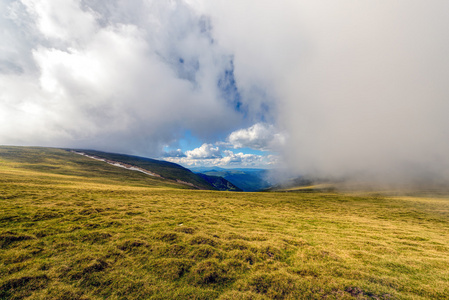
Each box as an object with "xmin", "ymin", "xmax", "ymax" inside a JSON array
[
  {"xmin": 0, "ymin": 146, "xmax": 214, "ymax": 190},
  {"xmin": 68, "ymin": 149, "xmax": 216, "ymax": 190}
]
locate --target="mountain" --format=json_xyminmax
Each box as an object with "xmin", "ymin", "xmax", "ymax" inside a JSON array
[
  {"xmin": 69, "ymin": 149, "xmax": 216, "ymax": 190},
  {"xmin": 192, "ymin": 168, "xmax": 272, "ymax": 192},
  {"xmin": 0, "ymin": 146, "xmax": 215, "ymax": 190},
  {"xmin": 196, "ymin": 173, "xmax": 243, "ymax": 191}
]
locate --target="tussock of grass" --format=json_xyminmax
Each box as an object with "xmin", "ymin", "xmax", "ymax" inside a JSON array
[{"xmin": 1, "ymin": 146, "xmax": 449, "ymax": 299}]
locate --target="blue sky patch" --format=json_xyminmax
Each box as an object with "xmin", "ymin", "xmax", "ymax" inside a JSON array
[{"xmin": 217, "ymin": 58, "xmax": 246, "ymax": 115}]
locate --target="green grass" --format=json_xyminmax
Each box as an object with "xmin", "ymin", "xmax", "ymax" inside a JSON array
[
  {"xmin": 1, "ymin": 146, "xmax": 449, "ymax": 299},
  {"xmin": 0, "ymin": 146, "xmax": 195, "ymax": 189}
]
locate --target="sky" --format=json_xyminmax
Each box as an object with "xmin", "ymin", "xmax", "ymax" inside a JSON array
[{"xmin": 1, "ymin": 0, "xmax": 449, "ymax": 184}]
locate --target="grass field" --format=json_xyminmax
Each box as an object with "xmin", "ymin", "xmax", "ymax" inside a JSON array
[{"xmin": 1, "ymin": 147, "xmax": 449, "ymax": 299}]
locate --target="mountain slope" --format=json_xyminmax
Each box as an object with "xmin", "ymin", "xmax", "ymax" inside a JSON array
[
  {"xmin": 196, "ymin": 173, "xmax": 243, "ymax": 191},
  {"xmin": 69, "ymin": 149, "xmax": 215, "ymax": 190},
  {"xmin": 0, "ymin": 146, "xmax": 213, "ymax": 190}
]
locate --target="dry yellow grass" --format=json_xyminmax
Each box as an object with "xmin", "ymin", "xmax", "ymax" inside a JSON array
[{"xmin": 1, "ymin": 147, "xmax": 449, "ymax": 299}]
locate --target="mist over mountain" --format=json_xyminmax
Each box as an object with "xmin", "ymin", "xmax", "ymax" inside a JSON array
[{"xmin": 272, "ymin": 2, "xmax": 449, "ymax": 186}]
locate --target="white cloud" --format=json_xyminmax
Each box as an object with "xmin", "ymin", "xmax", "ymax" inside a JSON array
[
  {"xmin": 22, "ymin": 0, "xmax": 98, "ymax": 41},
  {"xmin": 164, "ymin": 148, "xmax": 280, "ymax": 168},
  {"xmin": 185, "ymin": 143, "xmax": 221, "ymax": 159},
  {"xmin": 226, "ymin": 123, "xmax": 286, "ymax": 151},
  {"xmin": 162, "ymin": 143, "xmax": 280, "ymax": 168},
  {"xmin": 0, "ymin": 0, "xmax": 246, "ymax": 156},
  {"xmin": 219, "ymin": 150, "xmax": 278, "ymax": 167}
]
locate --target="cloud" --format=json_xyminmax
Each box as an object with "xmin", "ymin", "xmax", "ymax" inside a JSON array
[
  {"xmin": 0, "ymin": 0, "xmax": 254, "ymax": 156},
  {"xmin": 185, "ymin": 143, "xmax": 221, "ymax": 159},
  {"xmin": 198, "ymin": 1, "xmax": 449, "ymax": 185},
  {"xmin": 163, "ymin": 144, "xmax": 279, "ymax": 168},
  {"xmin": 219, "ymin": 150, "xmax": 279, "ymax": 167},
  {"xmin": 165, "ymin": 152, "xmax": 278, "ymax": 168},
  {"xmin": 162, "ymin": 149, "xmax": 186, "ymax": 158},
  {"xmin": 225, "ymin": 123, "xmax": 286, "ymax": 151},
  {"xmin": 3, "ymin": 0, "xmax": 449, "ymax": 184},
  {"xmin": 161, "ymin": 123, "xmax": 286, "ymax": 168},
  {"xmin": 281, "ymin": 2, "xmax": 449, "ymax": 184}
]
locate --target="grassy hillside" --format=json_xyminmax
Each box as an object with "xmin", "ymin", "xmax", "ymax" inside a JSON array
[
  {"xmin": 73, "ymin": 149, "xmax": 215, "ymax": 190},
  {"xmin": 1, "ymin": 146, "xmax": 449, "ymax": 299},
  {"xmin": 0, "ymin": 146, "xmax": 193, "ymax": 190}
]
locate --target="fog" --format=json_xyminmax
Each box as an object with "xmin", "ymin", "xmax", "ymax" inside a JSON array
[
  {"xmin": 283, "ymin": 2, "xmax": 449, "ymax": 185},
  {"xmin": 201, "ymin": 1, "xmax": 449, "ymax": 186}
]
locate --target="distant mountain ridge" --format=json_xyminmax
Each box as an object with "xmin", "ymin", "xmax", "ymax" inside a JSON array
[
  {"xmin": 197, "ymin": 173, "xmax": 243, "ymax": 192},
  {"xmin": 191, "ymin": 167, "xmax": 272, "ymax": 192}
]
